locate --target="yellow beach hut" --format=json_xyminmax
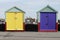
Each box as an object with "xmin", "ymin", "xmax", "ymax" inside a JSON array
[{"xmin": 5, "ymin": 7, "xmax": 25, "ymax": 31}]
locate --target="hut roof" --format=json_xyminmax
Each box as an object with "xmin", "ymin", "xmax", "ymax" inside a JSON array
[
  {"xmin": 6, "ymin": 6, "xmax": 25, "ymax": 13},
  {"xmin": 37, "ymin": 5, "xmax": 57, "ymax": 12}
]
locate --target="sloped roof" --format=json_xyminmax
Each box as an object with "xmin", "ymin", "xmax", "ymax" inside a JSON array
[
  {"xmin": 38, "ymin": 5, "xmax": 57, "ymax": 12},
  {"xmin": 6, "ymin": 7, "xmax": 25, "ymax": 13}
]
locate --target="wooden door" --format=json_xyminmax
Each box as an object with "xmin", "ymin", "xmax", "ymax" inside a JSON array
[
  {"xmin": 48, "ymin": 13, "xmax": 56, "ymax": 30},
  {"xmin": 16, "ymin": 13, "xmax": 24, "ymax": 30},
  {"xmin": 6, "ymin": 13, "xmax": 16, "ymax": 30},
  {"xmin": 40, "ymin": 13, "xmax": 49, "ymax": 30},
  {"xmin": 40, "ymin": 12, "xmax": 56, "ymax": 31}
]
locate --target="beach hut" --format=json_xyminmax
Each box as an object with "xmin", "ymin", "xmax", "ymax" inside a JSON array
[
  {"xmin": 5, "ymin": 7, "xmax": 25, "ymax": 31},
  {"xmin": 37, "ymin": 5, "xmax": 58, "ymax": 32}
]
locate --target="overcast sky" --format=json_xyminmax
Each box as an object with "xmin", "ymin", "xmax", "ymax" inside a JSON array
[{"xmin": 0, "ymin": 0, "xmax": 60, "ymax": 21}]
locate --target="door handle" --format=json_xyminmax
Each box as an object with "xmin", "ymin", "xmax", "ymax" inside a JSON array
[
  {"xmin": 46, "ymin": 23, "xmax": 48, "ymax": 25},
  {"xmin": 46, "ymin": 16, "xmax": 48, "ymax": 17},
  {"xmin": 14, "ymin": 17, "xmax": 17, "ymax": 20}
]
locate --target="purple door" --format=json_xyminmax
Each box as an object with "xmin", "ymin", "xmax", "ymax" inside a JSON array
[
  {"xmin": 48, "ymin": 13, "xmax": 56, "ymax": 30},
  {"xmin": 40, "ymin": 12, "xmax": 56, "ymax": 31}
]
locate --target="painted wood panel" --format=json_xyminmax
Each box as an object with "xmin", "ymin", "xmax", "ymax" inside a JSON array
[
  {"xmin": 48, "ymin": 13, "xmax": 56, "ymax": 30},
  {"xmin": 40, "ymin": 12, "xmax": 56, "ymax": 31},
  {"xmin": 16, "ymin": 13, "xmax": 24, "ymax": 30},
  {"xmin": 40, "ymin": 13, "xmax": 48, "ymax": 30},
  {"xmin": 6, "ymin": 12, "xmax": 24, "ymax": 30},
  {"xmin": 6, "ymin": 13, "xmax": 16, "ymax": 30}
]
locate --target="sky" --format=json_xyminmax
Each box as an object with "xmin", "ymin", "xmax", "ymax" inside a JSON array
[{"xmin": 0, "ymin": 0, "xmax": 60, "ymax": 21}]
